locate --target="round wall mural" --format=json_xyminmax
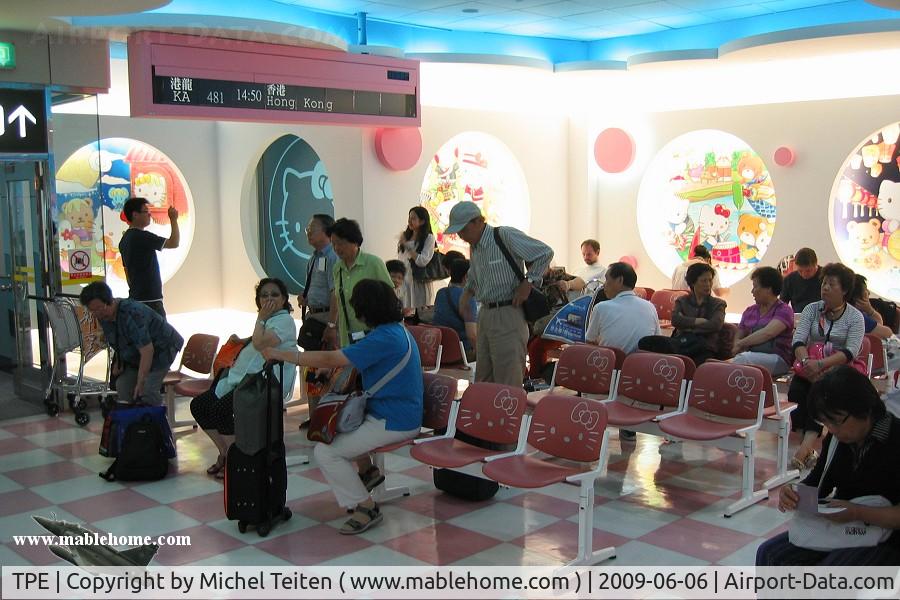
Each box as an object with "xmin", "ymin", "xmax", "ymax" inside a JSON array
[
  {"xmin": 828, "ymin": 122, "xmax": 900, "ymax": 300},
  {"xmin": 55, "ymin": 138, "xmax": 195, "ymax": 296},
  {"xmin": 636, "ymin": 130, "xmax": 777, "ymax": 287},
  {"xmin": 419, "ymin": 131, "xmax": 529, "ymax": 254},
  {"xmin": 256, "ymin": 135, "xmax": 334, "ymax": 295}
]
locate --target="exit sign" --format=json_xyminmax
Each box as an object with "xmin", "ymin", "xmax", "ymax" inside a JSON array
[{"xmin": 0, "ymin": 43, "xmax": 15, "ymax": 69}]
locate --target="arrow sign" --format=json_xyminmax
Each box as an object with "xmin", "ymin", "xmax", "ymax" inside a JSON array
[{"xmin": 8, "ymin": 105, "xmax": 36, "ymax": 138}]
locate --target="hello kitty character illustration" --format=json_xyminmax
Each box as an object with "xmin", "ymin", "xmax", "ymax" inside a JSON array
[
  {"xmin": 696, "ymin": 204, "xmax": 731, "ymax": 250},
  {"xmin": 877, "ymin": 180, "xmax": 900, "ymax": 236},
  {"xmin": 132, "ymin": 172, "xmax": 167, "ymax": 208}
]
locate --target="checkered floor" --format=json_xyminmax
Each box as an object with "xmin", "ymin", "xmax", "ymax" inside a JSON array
[{"xmin": 0, "ymin": 400, "xmax": 794, "ymax": 567}]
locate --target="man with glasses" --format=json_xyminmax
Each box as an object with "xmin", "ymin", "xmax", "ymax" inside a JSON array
[
  {"xmin": 119, "ymin": 196, "xmax": 180, "ymax": 319},
  {"xmin": 299, "ymin": 214, "xmax": 338, "ymax": 332}
]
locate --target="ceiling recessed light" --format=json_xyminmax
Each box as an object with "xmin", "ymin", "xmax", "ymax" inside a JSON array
[{"xmin": 462, "ymin": 8, "xmax": 479, "ymax": 13}]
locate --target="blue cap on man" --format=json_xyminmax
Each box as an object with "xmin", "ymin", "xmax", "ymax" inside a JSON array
[{"xmin": 444, "ymin": 201, "xmax": 483, "ymax": 234}]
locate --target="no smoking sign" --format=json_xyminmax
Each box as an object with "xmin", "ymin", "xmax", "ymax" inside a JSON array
[{"xmin": 69, "ymin": 250, "xmax": 91, "ymax": 279}]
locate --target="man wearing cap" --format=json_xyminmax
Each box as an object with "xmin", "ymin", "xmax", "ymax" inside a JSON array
[{"xmin": 446, "ymin": 202, "xmax": 553, "ymax": 386}]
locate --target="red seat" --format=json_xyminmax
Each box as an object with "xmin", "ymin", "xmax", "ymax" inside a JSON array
[
  {"xmin": 605, "ymin": 353, "xmax": 685, "ymax": 428},
  {"xmin": 164, "ymin": 333, "xmax": 219, "ymax": 429},
  {"xmin": 431, "ymin": 324, "xmax": 475, "ymax": 381},
  {"xmin": 527, "ymin": 344, "xmax": 616, "ymax": 409},
  {"xmin": 633, "ymin": 287, "xmax": 655, "ymax": 301},
  {"xmin": 410, "ymin": 382, "xmax": 527, "ymax": 468},
  {"xmin": 482, "ymin": 395, "xmax": 614, "ymax": 567},
  {"xmin": 865, "ymin": 334, "xmax": 888, "ymax": 378},
  {"xmin": 172, "ymin": 378, "xmax": 213, "ymax": 397},
  {"xmin": 657, "ymin": 361, "xmax": 768, "ymax": 516},
  {"xmin": 408, "ymin": 325, "xmax": 443, "ymax": 374},
  {"xmin": 649, "ymin": 289, "xmax": 688, "ymax": 328}
]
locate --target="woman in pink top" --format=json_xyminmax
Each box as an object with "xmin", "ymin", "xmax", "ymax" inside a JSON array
[{"xmin": 732, "ymin": 266, "xmax": 795, "ymax": 375}]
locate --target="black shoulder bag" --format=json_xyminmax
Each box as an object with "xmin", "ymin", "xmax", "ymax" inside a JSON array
[{"xmin": 492, "ymin": 227, "xmax": 550, "ymax": 323}]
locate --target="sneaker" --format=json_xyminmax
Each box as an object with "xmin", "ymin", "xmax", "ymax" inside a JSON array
[{"xmin": 619, "ymin": 429, "xmax": 636, "ymax": 441}]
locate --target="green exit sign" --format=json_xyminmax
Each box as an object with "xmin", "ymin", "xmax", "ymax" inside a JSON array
[{"xmin": 0, "ymin": 43, "xmax": 15, "ymax": 69}]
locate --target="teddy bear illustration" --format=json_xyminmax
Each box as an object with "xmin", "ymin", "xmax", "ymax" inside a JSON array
[
  {"xmin": 737, "ymin": 213, "xmax": 772, "ymax": 263},
  {"xmin": 847, "ymin": 218, "xmax": 883, "ymax": 268},
  {"xmin": 737, "ymin": 154, "xmax": 776, "ymax": 219}
]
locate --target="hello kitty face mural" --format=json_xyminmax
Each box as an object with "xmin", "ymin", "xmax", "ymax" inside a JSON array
[
  {"xmin": 829, "ymin": 121, "xmax": 900, "ymax": 300},
  {"xmin": 637, "ymin": 130, "xmax": 778, "ymax": 287}
]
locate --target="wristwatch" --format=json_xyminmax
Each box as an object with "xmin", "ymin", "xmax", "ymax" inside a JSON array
[{"xmin": 326, "ymin": 322, "xmax": 336, "ymax": 329}]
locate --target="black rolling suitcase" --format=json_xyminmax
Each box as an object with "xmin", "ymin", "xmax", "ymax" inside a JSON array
[
  {"xmin": 433, "ymin": 430, "xmax": 500, "ymax": 501},
  {"xmin": 224, "ymin": 362, "xmax": 291, "ymax": 537}
]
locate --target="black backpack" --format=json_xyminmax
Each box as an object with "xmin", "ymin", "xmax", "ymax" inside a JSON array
[{"xmin": 100, "ymin": 416, "xmax": 169, "ymax": 482}]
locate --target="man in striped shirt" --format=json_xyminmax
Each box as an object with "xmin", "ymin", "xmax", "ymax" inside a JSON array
[{"xmin": 445, "ymin": 202, "xmax": 553, "ymax": 386}]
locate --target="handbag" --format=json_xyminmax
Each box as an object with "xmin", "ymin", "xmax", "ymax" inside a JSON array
[
  {"xmin": 308, "ymin": 330, "xmax": 413, "ymax": 444},
  {"xmin": 788, "ymin": 439, "xmax": 892, "ymax": 551},
  {"xmin": 792, "ymin": 341, "xmax": 868, "ymax": 380},
  {"xmin": 296, "ymin": 317, "xmax": 327, "ymax": 351},
  {"xmin": 410, "ymin": 250, "xmax": 449, "ymax": 282},
  {"xmin": 492, "ymin": 228, "xmax": 550, "ymax": 323}
]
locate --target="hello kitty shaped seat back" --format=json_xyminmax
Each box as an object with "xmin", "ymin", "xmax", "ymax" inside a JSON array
[
  {"xmin": 553, "ymin": 344, "xmax": 616, "ymax": 396},
  {"xmin": 650, "ymin": 289, "xmax": 688, "ymax": 324},
  {"xmin": 421, "ymin": 373, "xmax": 457, "ymax": 431},
  {"xmin": 616, "ymin": 353, "xmax": 685, "ymax": 409},
  {"xmin": 688, "ymin": 362, "xmax": 764, "ymax": 421},
  {"xmin": 528, "ymin": 395, "xmax": 608, "ymax": 463},
  {"xmin": 455, "ymin": 383, "xmax": 526, "ymax": 446},
  {"xmin": 408, "ymin": 325, "xmax": 443, "ymax": 370}
]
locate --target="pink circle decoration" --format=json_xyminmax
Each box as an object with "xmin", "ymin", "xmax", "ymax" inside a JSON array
[
  {"xmin": 594, "ymin": 128, "xmax": 635, "ymax": 173},
  {"xmin": 773, "ymin": 146, "xmax": 795, "ymax": 167},
  {"xmin": 619, "ymin": 255, "xmax": 638, "ymax": 269},
  {"xmin": 374, "ymin": 127, "xmax": 422, "ymax": 171}
]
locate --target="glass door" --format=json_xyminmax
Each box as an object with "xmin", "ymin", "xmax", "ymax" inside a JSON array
[{"xmin": 0, "ymin": 160, "xmax": 52, "ymax": 398}]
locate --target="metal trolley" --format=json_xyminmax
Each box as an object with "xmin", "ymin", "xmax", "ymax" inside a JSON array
[{"xmin": 41, "ymin": 296, "xmax": 115, "ymax": 426}]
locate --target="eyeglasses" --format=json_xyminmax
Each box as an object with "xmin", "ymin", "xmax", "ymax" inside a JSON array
[{"xmin": 817, "ymin": 413, "xmax": 850, "ymax": 428}]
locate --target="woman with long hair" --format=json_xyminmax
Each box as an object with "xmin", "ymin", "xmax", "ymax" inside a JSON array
[{"xmin": 397, "ymin": 206, "xmax": 436, "ymax": 313}]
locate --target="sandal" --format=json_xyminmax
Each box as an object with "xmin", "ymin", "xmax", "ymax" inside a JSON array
[
  {"xmin": 206, "ymin": 456, "xmax": 226, "ymax": 475},
  {"xmin": 359, "ymin": 466, "xmax": 385, "ymax": 492},
  {"xmin": 340, "ymin": 503, "xmax": 382, "ymax": 535}
]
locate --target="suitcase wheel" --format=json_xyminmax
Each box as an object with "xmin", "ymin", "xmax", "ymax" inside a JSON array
[
  {"xmin": 75, "ymin": 412, "xmax": 90, "ymax": 426},
  {"xmin": 258, "ymin": 521, "xmax": 271, "ymax": 537},
  {"xmin": 238, "ymin": 521, "xmax": 247, "ymax": 533},
  {"xmin": 283, "ymin": 507, "xmax": 292, "ymax": 521}
]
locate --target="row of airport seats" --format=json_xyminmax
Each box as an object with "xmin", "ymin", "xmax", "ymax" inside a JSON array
[{"xmin": 372, "ymin": 339, "xmax": 895, "ymax": 567}]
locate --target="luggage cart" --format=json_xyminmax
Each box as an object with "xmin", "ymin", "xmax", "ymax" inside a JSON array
[{"xmin": 42, "ymin": 296, "xmax": 115, "ymax": 426}]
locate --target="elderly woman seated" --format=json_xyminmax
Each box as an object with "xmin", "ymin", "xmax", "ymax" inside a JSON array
[
  {"xmin": 731, "ymin": 266, "xmax": 795, "ymax": 375},
  {"xmin": 264, "ymin": 278, "xmax": 423, "ymax": 535},
  {"xmin": 190, "ymin": 278, "xmax": 297, "ymax": 478}
]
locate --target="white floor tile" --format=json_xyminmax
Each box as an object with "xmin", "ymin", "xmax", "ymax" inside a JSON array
[
  {"xmin": 453, "ymin": 542, "xmax": 560, "ymax": 566},
  {"xmin": 131, "ymin": 474, "xmax": 225, "ymax": 504},
  {"xmin": 448, "ymin": 502, "xmax": 559, "ymax": 542},
  {"xmin": 320, "ymin": 546, "xmax": 429, "ymax": 566},
  {"xmin": 0, "ymin": 449, "xmax": 64, "ymax": 473},
  {"xmin": 576, "ymin": 499, "xmax": 680, "ymax": 538},
  {"xmin": 686, "ymin": 498, "xmax": 789, "ymax": 535},
  {"xmin": 191, "ymin": 546, "xmax": 292, "ymax": 566},
  {"xmin": 611, "ymin": 540, "xmax": 710, "ymax": 566},
  {"xmin": 32, "ymin": 474, "xmax": 125, "ymax": 504},
  {"xmin": 24, "ymin": 428, "xmax": 96, "ymax": 448},
  {"xmin": 93, "ymin": 506, "xmax": 200, "ymax": 538},
  {"xmin": 661, "ymin": 467, "xmax": 743, "ymax": 497}
]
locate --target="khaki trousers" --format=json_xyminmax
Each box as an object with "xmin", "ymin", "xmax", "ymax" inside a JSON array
[{"xmin": 475, "ymin": 305, "xmax": 528, "ymax": 387}]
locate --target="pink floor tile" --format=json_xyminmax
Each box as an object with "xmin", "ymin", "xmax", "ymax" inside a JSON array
[
  {"xmin": 638, "ymin": 519, "xmax": 756, "ymax": 562},
  {"xmin": 289, "ymin": 491, "xmax": 350, "ymax": 523},
  {"xmin": 60, "ymin": 489, "xmax": 160, "ymax": 522},
  {"xmin": 619, "ymin": 484, "xmax": 727, "ymax": 516},
  {"xmin": 707, "ymin": 454, "xmax": 777, "ymax": 480},
  {"xmin": 299, "ymin": 468, "xmax": 328, "ymax": 485},
  {"xmin": 397, "ymin": 489, "xmax": 494, "ymax": 521},
  {"xmin": 399, "ymin": 464, "xmax": 435, "ymax": 482},
  {"xmin": 8, "ymin": 541, "xmax": 61, "ymax": 566},
  {"xmin": 168, "ymin": 492, "xmax": 227, "ymax": 523},
  {"xmin": 47, "ymin": 439, "xmax": 100, "ymax": 459},
  {"xmin": 0, "ymin": 490, "xmax": 52, "ymax": 517},
  {"xmin": 2, "ymin": 419, "xmax": 76, "ymax": 436},
  {"xmin": 509, "ymin": 521, "xmax": 628, "ymax": 563},
  {"xmin": 502, "ymin": 492, "xmax": 584, "ymax": 519},
  {"xmin": 154, "ymin": 525, "xmax": 244, "ymax": 566},
  {"xmin": 0, "ymin": 438, "xmax": 39, "ymax": 455},
  {"xmin": 5, "ymin": 461, "xmax": 93, "ymax": 487},
  {"xmin": 256, "ymin": 524, "xmax": 372, "ymax": 564},
  {"xmin": 383, "ymin": 523, "xmax": 501, "ymax": 565}
]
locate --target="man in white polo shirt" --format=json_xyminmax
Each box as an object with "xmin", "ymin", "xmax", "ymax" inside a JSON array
[
  {"xmin": 586, "ymin": 261, "xmax": 661, "ymax": 354},
  {"xmin": 585, "ymin": 262, "xmax": 661, "ymax": 440}
]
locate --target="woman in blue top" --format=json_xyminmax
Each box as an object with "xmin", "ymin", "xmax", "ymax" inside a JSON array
[
  {"xmin": 191, "ymin": 278, "xmax": 297, "ymax": 478},
  {"xmin": 265, "ymin": 278, "xmax": 423, "ymax": 535}
]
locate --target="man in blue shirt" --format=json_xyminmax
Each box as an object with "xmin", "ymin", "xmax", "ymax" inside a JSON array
[
  {"xmin": 299, "ymin": 214, "xmax": 338, "ymax": 332},
  {"xmin": 431, "ymin": 258, "xmax": 478, "ymax": 360}
]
